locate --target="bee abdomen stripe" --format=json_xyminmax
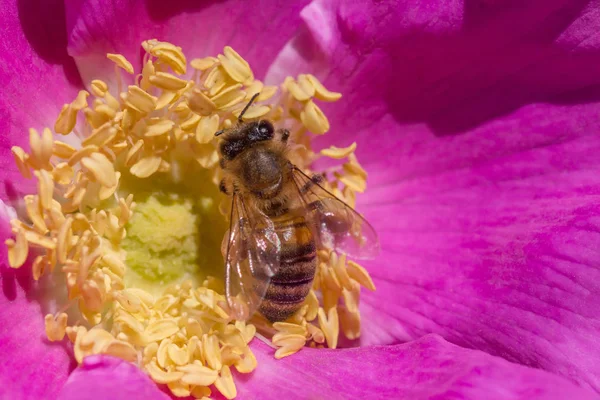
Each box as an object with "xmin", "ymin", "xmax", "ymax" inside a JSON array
[
  {"xmin": 259, "ymin": 300, "xmax": 303, "ymax": 322},
  {"xmin": 272, "ymin": 256, "xmax": 316, "ymax": 283},
  {"xmin": 265, "ymin": 279, "xmax": 312, "ymax": 303},
  {"xmin": 280, "ymin": 242, "xmax": 316, "ymax": 262}
]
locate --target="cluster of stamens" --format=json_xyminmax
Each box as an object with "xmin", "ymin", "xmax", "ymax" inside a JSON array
[{"xmin": 6, "ymin": 40, "xmax": 374, "ymax": 398}]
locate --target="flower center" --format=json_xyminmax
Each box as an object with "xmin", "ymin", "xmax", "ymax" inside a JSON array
[
  {"xmin": 120, "ymin": 173, "xmax": 226, "ymax": 294},
  {"xmin": 122, "ymin": 192, "xmax": 201, "ymax": 287},
  {"xmin": 6, "ymin": 40, "xmax": 375, "ymax": 399}
]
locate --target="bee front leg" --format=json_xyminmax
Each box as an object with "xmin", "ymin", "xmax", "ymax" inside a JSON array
[{"xmin": 220, "ymin": 178, "xmax": 233, "ymax": 195}]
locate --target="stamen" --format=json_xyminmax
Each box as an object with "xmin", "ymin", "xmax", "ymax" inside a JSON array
[
  {"xmin": 306, "ymin": 74, "xmax": 342, "ymax": 102},
  {"xmin": 90, "ymin": 80, "xmax": 109, "ymax": 97},
  {"xmin": 318, "ymin": 307, "xmax": 339, "ymax": 349},
  {"xmin": 190, "ymin": 56, "xmax": 219, "ymax": 71},
  {"xmin": 121, "ymin": 85, "xmax": 158, "ymax": 114},
  {"xmin": 320, "ymin": 142, "xmax": 358, "ymax": 159},
  {"xmin": 218, "ymin": 46, "xmax": 254, "ymax": 84},
  {"xmin": 196, "ymin": 115, "xmax": 220, "ymax": 144},
  {"xmin": 300, "ymin": 100, "xmax": 330, "ymax": 134},
  {"xmin": 233, "ymin": 104, "xmax": 271, "ymax": 120},
  {"xmin": 285, "ymin": 77, "xmax": 313, "ymax": 102},
  {"xmin": 7, "ymin": 39, "xmax": 375, "ymax": 398},
  {"xmin": 107, "ymin": 53, "xmax": 135, "ymax": 75},
  {"xmin": 11, "ymin": 146, "xmax": 32, "ymax": 178}
]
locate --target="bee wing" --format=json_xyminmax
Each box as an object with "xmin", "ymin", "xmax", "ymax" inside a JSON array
[
  {"xmin": 291, "ymin": 166, "xmax": 380, "ymax": 260},
  {"xmin": 223, "ymin": 193, "xmax": 281, "ymax": 321}
]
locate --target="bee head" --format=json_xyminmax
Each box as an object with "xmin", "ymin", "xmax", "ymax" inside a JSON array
[
  {"xmin": 216, "ymin": 92, "xmax": 277, "ymax": 161},
  {"xmin": 219, "ymin": 120, "xmax": 274, "ymax": 161}
]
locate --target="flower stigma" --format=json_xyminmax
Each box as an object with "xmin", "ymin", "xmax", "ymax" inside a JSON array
[{"xmin": 6, "ymin": 40, "xmax": 376, "ymax": 399}]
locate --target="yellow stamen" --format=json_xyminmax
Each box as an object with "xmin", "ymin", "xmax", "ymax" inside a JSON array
[
  {"xmin": 218, "ymin": 46, "xmax": 254, "ymax": 84},
  {"xmin": 186, "ymin": 88, "xmax": 218, "ymax": 116},
  {"xmin": 142, "ymin": 40, "xmax": 187, "ymax": 75},
  {"xmin": 178, "ymin": 362, "xmax": 219, "ymax": 386},
  {"xmin": 190, "ymin": 56, "xmax": 219, "ymax": 71},
  {"xmin": 306, "ymin": 74, "xmax": 342, "ymax": 102},
  {"xmin": 45, "ymin": 313, "xmax": 68, "ymax": 341},
  {"xmin": 234, "ymin": 104, "xmax": 271, "ymax": 120},
  {"xmin": 210, "ymin": 83, "xmax": 247, "ymax": 109},
  {"xmin": 107, "ymin": 54, "xmax": 135, "ymax": 75},
  {"xmin": 53, "ymin": 141, "xmax": 77, "ymax": 159},
  {"xmin": 6, "ymin": 229, "xmax": 28, "ymax": 268},
  {"xmin": 273, "ymin": 333, "xmax": 307, "ymax": 359},
  {"xmin": 82, "ymin": 122, "xmax": 118, "ymax": 147},
  {"xmin": 205, "ymin": 66, "xmax": 232, "ymax": 96},
  {"xmin": 317, "ymin": 307, "xmax": 339, "ymax": 349},
  {"xmin": 214, "ymin": 365, "xmax": 237, "ymax": 400},
  {"xmin": 130, "ymin": 156, "xmax": 162, "ymax": 178},
  {"xmin": 11, "ymin": 146, "xmax": 32, "ymax": 179},
  {"xmin": 339, "ymin": 307, "xmax": 362, "ymax": 340},
  {"xmin": 149, "ymin": 71, "xmax": 189, "ymax": 91},
  {"xmin": 28, "ymin": 128, "xmax": 53, "ymax": 169},
  {"xmin": 347, "ymin": 260, "xmax": 376, "ymax": 291},
  {"xmin": 300, "ymin": 100, "xmax": 330, "ymax": 134},
  {"xmin": 91, "ymin": 80, "xmax": 109, "ymax": 97},
  {"xmin": 285, "ymin": 78, "xmax": 313, "ymax": 102},
  {"xmin": 195, "ymin": 115, "xmax": 220, "ymax": 144},
  {"xmin": 8, "ymin": 40, "xmax": 376, "ymax": 399},
  {"xmin": 122, "ymin": 85, "xmax": 158, "ymax": 114},
  {"xmin": 320, "ymin": 142, "xmax": 358, "ymax": 159}
]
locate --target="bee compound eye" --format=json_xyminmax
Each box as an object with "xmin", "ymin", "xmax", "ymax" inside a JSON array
[{"xmin": 258, "ymin": 120, "xmax": 274, "ymax": 136}]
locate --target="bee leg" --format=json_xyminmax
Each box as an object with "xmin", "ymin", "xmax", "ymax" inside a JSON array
[
  {"xmin": 219, "ymin": 179, "xmax": 230, "ymax": 195},
  {"xmin": 278, "ymin": 128, "xmax": 290, "ymax": 143}
]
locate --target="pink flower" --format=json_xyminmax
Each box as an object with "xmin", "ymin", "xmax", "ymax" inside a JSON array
[{"xmin": 1, "ymin": 0, "xmax": 599, "ymax": 399}]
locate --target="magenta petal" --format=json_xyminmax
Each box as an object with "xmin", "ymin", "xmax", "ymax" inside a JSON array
[
  {"xmin": 243, "ymin": 335, "xmax": 598, "ymax": 400},
  {"xmin": 57, "ymin": 356, "xmax": 170, "ymax": 400},
  {"xmin": 0, "ymin": 0, "xmax": 82, "ymax": 200},
  {"xmin": 64, "ymin": 0, "xmax": 311, "ymax": 84},
  {"xmin": 0, "ymin": 217, "xmax": 73, "ymax": 399},
  {"xmin": 0, "ymin": 2, "xmax": 80, "ymax": 393},
  {"xmin": 354, "ymin": 106, "xmax": 600, "ymax": 389},
  {"xmin": 0, "ymin": 2, "xmax": 82, "ymax": 396},
  {"xmin": 267, "ymin": 0, "xmax": 600, "ymax": 392}
]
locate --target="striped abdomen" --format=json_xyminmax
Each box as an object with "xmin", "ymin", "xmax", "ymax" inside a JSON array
[{"xmin": 259, "ymin": 213, "xmax": 316, "ymax": 322}]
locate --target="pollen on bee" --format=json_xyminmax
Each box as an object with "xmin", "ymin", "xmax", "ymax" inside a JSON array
[{"xmin": 6, "ymin": 38, "xmax": 375, "ymax": 399}]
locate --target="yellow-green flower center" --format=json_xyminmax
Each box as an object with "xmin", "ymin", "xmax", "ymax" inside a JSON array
[
  {"xmin": 120, "ymin": 170, "xmax": 227, "ymax": 294},
  {"xmin": 123, "ymin": 192, "xmax": 200, "ymax": 285}
]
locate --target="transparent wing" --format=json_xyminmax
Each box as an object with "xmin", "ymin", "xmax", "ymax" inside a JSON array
[
  {"xmin": 223, "ymin": 193, "xmax": 281, "ymax": 321},
  {"xmin": 291, "ymin": 166, "xmax": 380, "ymax": 259}
]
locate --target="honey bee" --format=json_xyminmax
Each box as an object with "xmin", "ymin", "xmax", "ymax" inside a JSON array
[{"xmin": 216, "ymin": 94, "xmax": 380, "ymax": 322}]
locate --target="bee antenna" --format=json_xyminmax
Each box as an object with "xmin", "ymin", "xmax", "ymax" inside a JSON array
[
  {"xmin": 214, "ymin": 129, "xmax": 225, "ymax": 137},
  {"xmin": 238, "ymin": 92, "xmax": 260, "ymax": 122}
]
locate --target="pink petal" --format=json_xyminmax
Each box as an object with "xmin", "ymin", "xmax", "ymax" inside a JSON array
[
  {"xmin": 52, "ymin": 337, "xmax": 600, "ymax": 400},
  {"xmin": 242, "ymin": 335, "xmax": 598, "ymax": 400},
  {"xmin": 0, "ymin": 216, "xmax": 73, "ymax": 399},
  {"xmin": 57, "ymin": 356, "xmax": 170, "ymax": 400},
  {"xmin": 266, "ymin": 0, "xmax": 600, "ymax": 392},
  {"xmin": 64, "ymin": 0, "xmax": 311, "ymax": 85},
  {"xmin": 0, "ymin": 2, "xmax": 82, "ymax": 397},
  {"xmin": 0, "ymin": 0, "xmax": 82, "ymax": 201}
]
